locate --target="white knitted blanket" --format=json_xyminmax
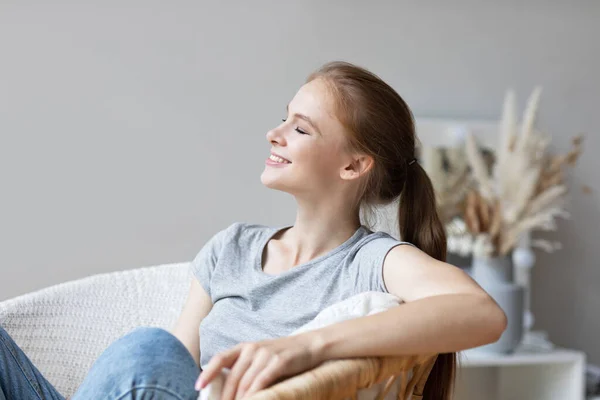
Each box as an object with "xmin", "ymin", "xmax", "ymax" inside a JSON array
[{"xmin": 0, "ymin": 263, "xmax": 190, "ymax": 399}]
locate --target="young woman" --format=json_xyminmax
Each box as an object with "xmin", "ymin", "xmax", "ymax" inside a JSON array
[{"xmin": 0, "ymin": 61, "xmax": 506, "ymax": 400}]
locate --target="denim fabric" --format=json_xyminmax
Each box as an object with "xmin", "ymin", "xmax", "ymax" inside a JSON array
[
  {"xmin": 1, "ymin": 326, "xmax": 200, "ymax": 400},
  {"xmin": 0, "ymin": 326, "xmax": 64, "ymax": 400}
]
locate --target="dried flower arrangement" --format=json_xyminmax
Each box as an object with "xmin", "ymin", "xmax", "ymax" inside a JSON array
[
  {"xmin": 420, "ymin": 146, "xmax": 471, "ymax": 224},
  {"xmin": 420, "ymin": 144, "xmax": 496, "ymax": 226},
  {"xmin": 454, "ymin": 88, "xmax": 583, "ymax": 258}
]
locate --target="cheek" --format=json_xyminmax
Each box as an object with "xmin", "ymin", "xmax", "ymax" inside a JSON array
[{"xmin": 298, "ymin": 145, "xmax": 344, "ymax": 178}]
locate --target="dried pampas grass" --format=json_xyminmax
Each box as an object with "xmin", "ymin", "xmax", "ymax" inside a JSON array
[
  {"xmin": 421, "ymin": 146, "xmax": 472, "ymax": 225},
  {"xmin": 460, "ymin": 87, "xmax": 584, "ymax": 257}
]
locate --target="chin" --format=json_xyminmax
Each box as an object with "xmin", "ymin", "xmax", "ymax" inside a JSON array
[
  {"xmin": 260, "ymin": 173, "xmax": 281, "ymax": 190},
  {"xmin": 260, "ymin": 171, "xmax": 293, "ymax": 193}
]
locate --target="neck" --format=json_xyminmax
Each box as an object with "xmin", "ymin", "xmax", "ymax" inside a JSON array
[{"xmin": 280, "ymin": 195, "xmax": 362, "ymax": 265}]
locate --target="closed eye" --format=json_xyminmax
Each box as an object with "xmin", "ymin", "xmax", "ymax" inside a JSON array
[{"xmin": 281, "ymin": 118, "xmax": 309, "ymax": 135}]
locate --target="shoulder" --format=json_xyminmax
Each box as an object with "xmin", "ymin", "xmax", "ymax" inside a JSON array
[
  {"xmin": 347, "ymin": 226, "xmax": 417, "ymax": 270},
  {"xmin": 224, "ymin": 222, "xmax": 276, "ymax": 237},
  {"xmin": 352, "ymin": 227, "xmax": 416, "ymax": 255},
  {"xmin": 192, "ymin": 222, "xmax": 276, "ymax": 263},
  {"xmin": 345, "ymin": 227, "xmax": 418, "ymax": 293},
  {"xmin": 213, "ymin": 222, "xmax": 278, "ymax": 247}
]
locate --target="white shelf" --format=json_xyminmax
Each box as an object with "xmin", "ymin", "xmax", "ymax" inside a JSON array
[
  {"xmin": 455, "ymin": 348, "xmax": 586, "ymax": 400},
  {"xmin": 460, "ymin": 348, "xmax": 585, "ymax": 367}
]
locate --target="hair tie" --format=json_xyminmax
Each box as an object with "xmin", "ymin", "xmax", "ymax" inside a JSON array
[{"xmin": 408, "ymin": 158, "xmax": 417, "ymax": 166}]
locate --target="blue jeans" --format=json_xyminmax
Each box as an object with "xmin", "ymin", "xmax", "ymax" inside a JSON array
[{"xmin": 0, "ymin": 326, "xmax": 200, "ymax": 399}]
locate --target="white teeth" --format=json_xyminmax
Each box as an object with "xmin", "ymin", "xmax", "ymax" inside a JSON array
[{"xmin": 269, "ymin": 154, "xmax": 289, "ymax": 163}]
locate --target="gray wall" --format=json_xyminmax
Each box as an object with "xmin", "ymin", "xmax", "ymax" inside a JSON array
[{"xmin": 1, "ymin": 1, "xmax": 599, "ymax": 363}]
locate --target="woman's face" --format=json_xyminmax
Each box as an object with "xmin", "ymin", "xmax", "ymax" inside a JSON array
[{"xmin": 260, "ymin": 79, "xmax": 355, "ymax": 197}]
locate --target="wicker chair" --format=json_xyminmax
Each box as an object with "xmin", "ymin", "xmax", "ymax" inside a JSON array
[{"xmin": 0, "ymin": 263, "xmax": 437, "ymax": 400}]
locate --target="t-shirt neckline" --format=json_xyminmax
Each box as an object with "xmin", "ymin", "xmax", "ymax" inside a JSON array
[{"xmin": 255, "ymin": 225, "xmax": 368, "ymax": 278}]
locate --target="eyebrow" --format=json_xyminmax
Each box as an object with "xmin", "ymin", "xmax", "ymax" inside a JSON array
[{"xmin": 286, "ymin": 104, "xmax": 322, "ymax": 136}]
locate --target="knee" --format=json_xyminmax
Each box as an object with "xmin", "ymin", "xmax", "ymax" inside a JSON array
[
  {"xmin": 121, "ymin": 326, "xmax": 172, "ymax": 349},
  {"xmin": 88, "ymin": 327, "xmax": 198, "ymax": 382},
  {"xmin": 73, "ymin": 327, "xmax": 200, "ymax": 399},
  {"xmin": 104, "ymin": 327, "xmax": 193, "ymax": 369}
]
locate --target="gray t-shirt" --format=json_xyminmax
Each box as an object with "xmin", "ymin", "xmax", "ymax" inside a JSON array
[{"xmin": 190, "ymin": 222, "xmax": 411, "ymax": 368}]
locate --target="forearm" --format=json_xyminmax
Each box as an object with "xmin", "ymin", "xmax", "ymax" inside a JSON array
[
  {"xmin": 309, "ymin": 293, "xmax": 507, "ymax": 362},
  {"xmin": 171, "ymin": 323, "xmax": 201, "ymax": 367}
]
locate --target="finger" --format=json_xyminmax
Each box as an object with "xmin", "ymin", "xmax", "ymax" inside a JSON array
[
  {"xmin": 197, "ymin": 348, "xmax": 240, "ymax": 389},
  {"xmin": 221, "ymin": 350, "xmax": 254, "ymax": 400},
  {"xmin": 235, "ymin": 350, "xmax": 271, "ymax": 399},
  {"xmin": 243, "ymin": 356, "xmax": 285, "ymax": 398}
]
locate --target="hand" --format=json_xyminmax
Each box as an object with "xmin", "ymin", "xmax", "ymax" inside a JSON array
[{"xmin": 196, "ymin": 333, "xmax": 323, "ymax": 400}]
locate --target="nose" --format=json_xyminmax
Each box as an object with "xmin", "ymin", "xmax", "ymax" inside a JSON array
[{"xmin": 266, "ymin": 125, "xmax": 286, "ymax": 146}]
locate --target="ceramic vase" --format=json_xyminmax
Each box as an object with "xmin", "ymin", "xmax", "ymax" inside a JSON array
[{"xmin": 470, "ymin": 255, "xmax": 525, "ymax": 353}]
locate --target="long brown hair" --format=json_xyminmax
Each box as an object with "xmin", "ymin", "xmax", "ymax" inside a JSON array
[{"xmin": 307, "ymin": 61, "xmax": 455, "ymax": 399}]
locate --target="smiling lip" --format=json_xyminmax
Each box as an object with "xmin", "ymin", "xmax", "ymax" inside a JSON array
[
  {"xmin": 270, "ymin": 152, "xmax": 291, "ymax": 163},
  {"xmin": 265, "ymin": 152, "xmax": 292, "ymax": 166}
]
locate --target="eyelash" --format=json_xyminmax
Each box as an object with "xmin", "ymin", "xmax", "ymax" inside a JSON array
[{"xmin": 281, "ymin": 118, "xmax": 309, "ymax": 135}]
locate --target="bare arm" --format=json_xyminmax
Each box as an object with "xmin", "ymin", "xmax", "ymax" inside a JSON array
[
  {"xmin": 171, "ymin": 277, "xmax": 213, "ymax": 367},
  {"xmin": 310, "ymin": 245, "xmax": 507, "ymax": 359}
]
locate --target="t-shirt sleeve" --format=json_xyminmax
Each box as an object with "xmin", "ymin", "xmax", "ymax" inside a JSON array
[
  {"xmin": 189, "ymin": 225, "xmax": 233, "ymax": 297},
  {"xmin": 353, "ymin": 236, "xmax": 415, "ymax": 293}
]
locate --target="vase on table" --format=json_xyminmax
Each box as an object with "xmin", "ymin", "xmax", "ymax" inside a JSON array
[{"xmin": 469, "ymin": 254, "xmax": 525, "ymax": 354}]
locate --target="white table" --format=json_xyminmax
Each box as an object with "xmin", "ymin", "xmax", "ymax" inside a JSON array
[{"xmin": 455, "ymin": 347, "xmax": 586, "ymax": 400}]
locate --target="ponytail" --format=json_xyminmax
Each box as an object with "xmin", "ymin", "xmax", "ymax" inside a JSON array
[
  {"xmin": 399, "ymin": 162, "xmax": 456, "ymax": 400},
  {"xmin": 399, "ymin": 162, "xmax": 446, "ymax": 261}
]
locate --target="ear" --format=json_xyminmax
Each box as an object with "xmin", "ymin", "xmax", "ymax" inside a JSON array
[{"xmin": 340, "ymin": 153, "xmax": 374, "ymax": 181}]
